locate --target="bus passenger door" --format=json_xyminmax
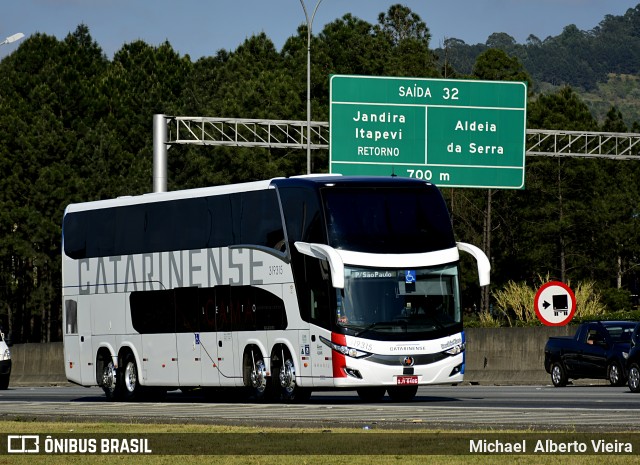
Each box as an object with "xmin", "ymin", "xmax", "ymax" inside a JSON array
[
  {"xmin": 307, "ymin": 288, "xmax": 335, "ymax": 388},
  {"xmin": 175, "ymin": 287, "xmax": 202, "ymax": 387},
  {"xmin": 63, "ymin": 297, "xmax": 82, "ymax": 385},
  {"xmin": 307, "ymin": 261, "xmax": 336, "ymax": 388}
]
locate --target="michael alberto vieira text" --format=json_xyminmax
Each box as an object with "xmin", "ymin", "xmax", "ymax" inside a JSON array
[{"xmin": 470, "ymin": 438, "xmax": 633, "ymax": 454}]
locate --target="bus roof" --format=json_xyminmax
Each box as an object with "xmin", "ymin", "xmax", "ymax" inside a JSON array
[
  {"xmin": 271, "ymin": 175, "xmax": 432, "ymax": 189},
  {"xmin": 64, "ymin": 175, "xmax": 434, "ymax": 214}
]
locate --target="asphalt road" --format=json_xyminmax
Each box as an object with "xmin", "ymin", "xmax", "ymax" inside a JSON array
[{"xmin": 0, "ymin": 384, "xmax": 638, "ymax": 431}]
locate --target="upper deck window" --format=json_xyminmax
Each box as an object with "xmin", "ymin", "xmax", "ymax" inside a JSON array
[
  {"xmin": 321, "ymin": 186, "xmax": 455, "ymax": 254},
  {"xmin": 63, "ymin": 189, "xmax": 285, "ymax": 259}
]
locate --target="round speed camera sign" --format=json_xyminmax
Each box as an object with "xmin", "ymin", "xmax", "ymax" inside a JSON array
[{"xmin": 534, "ymin": 281, "xmax": 576, "ymax": 326}]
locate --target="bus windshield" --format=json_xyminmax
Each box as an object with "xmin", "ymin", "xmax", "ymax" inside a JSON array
[
  {"xmin": 337, "ymin": 264, "xmax": 461, "ymax": 337},
  {"xmin": 321, "ymin": 186, "xmax": 455, "ymax": 254}
]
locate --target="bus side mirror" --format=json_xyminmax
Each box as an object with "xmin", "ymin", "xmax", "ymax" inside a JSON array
[
  {"xmin": 456, "ymin": 242, "xmax": 491, "ymax": 287},
  {"xmin": 294, "ymin": 242, "xmax": 345, "ymax": 289}
]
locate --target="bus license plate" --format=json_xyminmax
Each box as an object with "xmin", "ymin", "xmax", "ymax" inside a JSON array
[{"xmin": 397, "ymin": 376, "xmax": 418, "ymax": 385}]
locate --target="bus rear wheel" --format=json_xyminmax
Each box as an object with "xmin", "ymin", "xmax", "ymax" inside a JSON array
[
  {"xmin": 101, "ymin": 358, "xmax": 121, "ymax": 401},
  {"xmin": 278, "ymin": 350, "xmax": 311, "ymax": 402},
  {"xmin": 120, "ymin": 352, "xmax": 142, "ymax": 401},
  {"xmin": 244, "ymin": 349, "xmax": 271, "ymax": 401}
]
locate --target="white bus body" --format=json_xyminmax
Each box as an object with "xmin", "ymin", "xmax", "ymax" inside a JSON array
[{"xmin": 62, "ymin": 176, "xmax": 489, "ymax": 402}]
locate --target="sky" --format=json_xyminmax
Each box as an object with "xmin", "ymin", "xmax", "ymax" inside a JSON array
[{"xmin": 1, "ymin": 0, "xmax": 638, "ymax": 60}]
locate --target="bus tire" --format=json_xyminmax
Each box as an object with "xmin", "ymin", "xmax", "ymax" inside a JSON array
[
  {"xmin": 278, "ymin": 350, "xmax": 310, "ymax": 403},
  {"xmin": 387, "ymin": 385, "xmax": 418, "ymax": 402},
  {"xmin": 244, "ymin": 348, "xmax": 271, "ymax": 401},
  {"xmin": 101, "ymin": 357, "xmax": 122, "ymax": 401},
  {"xmin": 120, "ymin": 352, "xmax": 142, "ymax": 401},
  {"xmin": 357, "ymin": 387, "xmax": 386, "ymax": 402},
  {"xmin": 0, "ymin": 374, "xmax": 9, "ymax": 390}
]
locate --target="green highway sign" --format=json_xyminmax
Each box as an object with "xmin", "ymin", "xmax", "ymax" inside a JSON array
[{"xmin": 329, "ymin": 75, "xmax": 527, "ymax": 189}]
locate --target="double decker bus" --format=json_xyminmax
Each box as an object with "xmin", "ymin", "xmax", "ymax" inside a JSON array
[{"xmin": 62, "ymin": 175, "xmax": 489, "ymax": 402}]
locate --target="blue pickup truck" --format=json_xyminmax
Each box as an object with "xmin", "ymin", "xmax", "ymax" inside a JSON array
[{"xmin": 544, "ymin": 321, "xmax": 637, "ymax": 387}]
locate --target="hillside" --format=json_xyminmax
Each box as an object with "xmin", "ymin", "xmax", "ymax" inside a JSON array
[
  {"xmin": 580, "ymin": 74, "xmax": 640, "ymax": 127},
  {"xmin": 435, "ymin": 4, "xmax": 640, "ymax": 126}
]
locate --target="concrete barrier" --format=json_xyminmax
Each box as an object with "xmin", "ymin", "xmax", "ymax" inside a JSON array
[
  {"xmin": 463, "ymin": 326, "xmax": 583, "ymax": 385},
  {"xmin": 6, "ymin": 325, "xmax": 602, "ymax": 387},
  {"xmin": 9, "ymin": 342, "xmax": 68, "ymax": 386}
]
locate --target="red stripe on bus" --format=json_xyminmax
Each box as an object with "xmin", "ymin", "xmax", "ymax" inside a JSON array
[{"xmin": 331, "ymin": 332, "xmax": 347, "ymax": 378}]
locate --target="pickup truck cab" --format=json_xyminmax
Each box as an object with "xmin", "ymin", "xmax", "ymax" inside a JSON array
[
  {"xmin": 544, "ymin": 321, "xmax": 636, "ymax": 387},
  {"xmin": 0, "ymin": 330, "xmax": 10, "ymax": 389}
]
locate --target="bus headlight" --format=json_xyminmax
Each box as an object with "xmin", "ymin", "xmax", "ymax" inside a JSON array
[
  {"xmin": 445, "ymin": 343, "xmax": 465, "ymax": 355},
  {"xmin": 319, "ymin": 336, "xmax": 370, "ymax": 359},
  {"xmin": 0, "ymin": 348, "xmax": 10, "ymax": 361}
]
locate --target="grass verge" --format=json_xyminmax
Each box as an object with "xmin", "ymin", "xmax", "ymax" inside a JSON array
[{"xmin": 0, "ymin": 421, "xmax": 638, "ymax": 464}]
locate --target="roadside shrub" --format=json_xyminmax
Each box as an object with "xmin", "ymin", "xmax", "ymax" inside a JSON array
[
  {"xmin": 476, "ymin": 308, "xmax": 502, "ymax": 327},
  {"xmin": 571, "ymin": 280, "xmax": 606, "ymax": 319},
  {"xmin": 601, "ymin": 287, "xmax": 633, "ymax": 312},
  {"xmin": 487, "ymin": 274, "xmax": 607, "ymax": 327},
  {"xmin": 492, "ymin": 280, "xmax": 536, "ymax": 325}
]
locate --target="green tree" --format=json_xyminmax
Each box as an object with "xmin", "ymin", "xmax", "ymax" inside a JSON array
[
  {"xmin": 466, "ymin": 49, "xmax": 530, "ymax": 313},
  {"xmin": 106, "ymin": 40, "xmax": 192, "ymax": 194},
  {"xmin": 523, "ymin": 88, "xmax": 598, "ymax": 285},
  {"xmin": 590, "ymin": 108, "xmax": 640, "ymax": 292},
  {"xmin": 176, "ymin": 34, "xmax": 306, "ymax": 185},
  {"xmin": 376, "ymin": 5, "xmax": 439, "ymax": 77},
  {"xmin": 472, "ymin": 48, "xmax": 530, "ymax": 84},
  {"xmin": 0, "ymin": 26, "xmax": 109, "ymax": 342},
  {"xmin": 377, "ymin": 4, "xmax": 431, "ymax": 46},
  {"xmin": 485, "ymin": 32, "xmax": 517, "ymax": 50}
]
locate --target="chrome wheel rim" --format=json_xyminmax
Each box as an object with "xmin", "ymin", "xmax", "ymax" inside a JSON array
[
  {"xmin": 280, "ymin": 359, "xmax": 296, "ymax": 394},
  {"xmin": 609, "ymin": 364, "xmax": 620, "ymax": 385},
  {"xmin": 630, "ymin": 367, "xmax": 640, "ymax": 391},
  {"xmin": 124, "ymin": 361, "xmax": 137, "ymax": 393},
  {"xmin": 250, "ymin": 359, "xmax": 267, "ymax": 393},
  {"xmin": 102, "ymin": 361, "xmax": 117, "ymax": 392}
]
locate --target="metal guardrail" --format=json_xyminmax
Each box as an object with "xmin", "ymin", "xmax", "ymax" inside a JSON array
[{"xmin": 166, "ymin": 116, "xmax": 640, "ymax": 159}]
